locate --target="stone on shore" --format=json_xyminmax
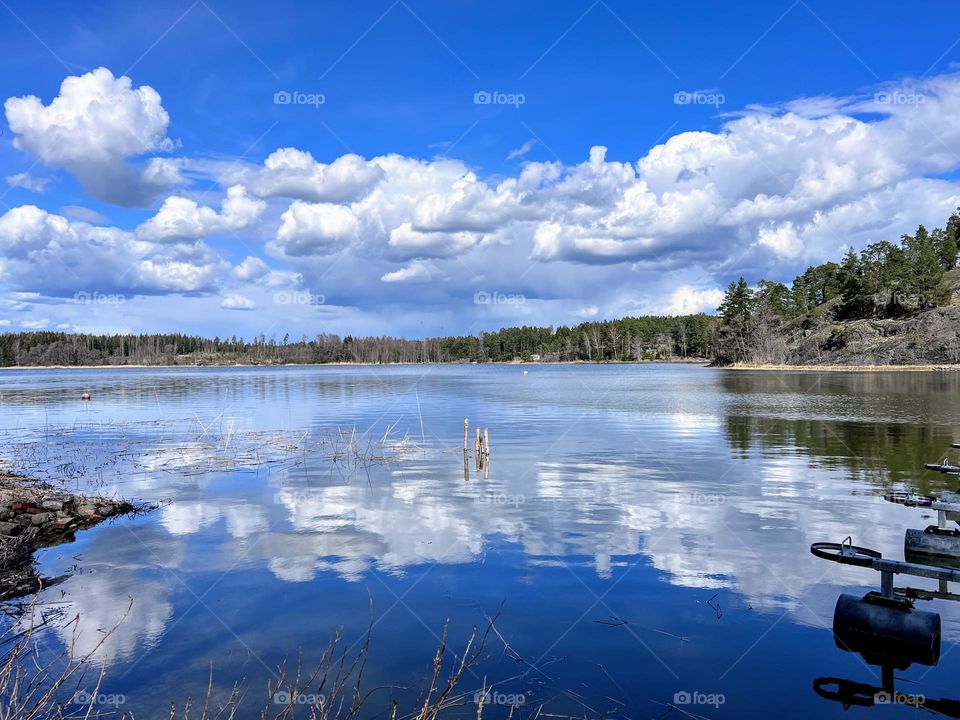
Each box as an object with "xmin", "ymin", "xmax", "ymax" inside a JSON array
[
  {"xmin": 0, "ymin": 475, "xmax": 143, "ymax": 601},
  {"xmin": 0, "ymin": 481, "xmax": 131, "ymax": 537}
]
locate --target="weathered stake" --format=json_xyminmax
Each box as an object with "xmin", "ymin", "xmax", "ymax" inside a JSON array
[
  {"xmin": 476, "ymin": 428, "xmax": 482, "ymax": 470},
  {"xmin": 463, "ymin": 418, "xmax": 470, "ymax": 481}
]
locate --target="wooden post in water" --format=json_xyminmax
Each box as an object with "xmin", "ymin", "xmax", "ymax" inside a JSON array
[
  {"xmin": 463, "ymin": 418, "xmax": 469, "ymax": 481},
  {"xmin": 484, "ymin": 427, "xmax": 490, "ymax": 479},
  {"xmin": 476, "ymin": 428, "xmax": 482, "ymax": 470},
  {"xmin": 483, "ymin": 428, "xmax": 490, "ymax": 478}
]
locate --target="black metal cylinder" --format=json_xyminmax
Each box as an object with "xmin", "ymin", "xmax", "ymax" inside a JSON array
[
  {"xmin": 833, "ymin": 593, "xmax": 940, "ymax": 668},
  {"xmin": 905, "ymin": 527, "xmax": 960, "ymax": 567}
]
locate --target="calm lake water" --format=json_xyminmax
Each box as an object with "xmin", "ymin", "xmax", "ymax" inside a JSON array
[{"xmin": 1, "ymin": 364, "xmax": 959, "ymax": 719}]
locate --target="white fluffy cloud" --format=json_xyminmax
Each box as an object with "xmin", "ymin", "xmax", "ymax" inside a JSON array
[
  {"xmin": 4, "ymin": 67, "xmax": 179, "ymax": 206},
  {"xmin": 380, "ymin": 260, "xmax": 438, "ymax": 283},
  {"xmin": 6, "ymin": 67, "xmax": 960, "ymax": 332},
  {"xmin": 275, "ymin": 201, "xmax": 360, "ymax": 256},
  {"xmin": 251, "ymin": 74, "xmax": 960, "ymax": 328},
  {"xmin": 660, "ymin": 285, "xmax": 726, "ymax": 315},
  {"xmin": 225, "ymin": 148, "xmax": 382, "ymax": 202},
  {"xmin": 0, "ymin": 205, "xmax": 225, "ymax": 296},
  {"xmin": 220, "ymin": 294, "xmax": 257, "ymax": 310},
  {"xmin": 233, "ymin": 256, "xmax": 271, "ymax": 281},
  {"xmin": 265, "ymin": 77, "xmax": 960, "ymax": 284},
  {"xmin": 136, "ymin": 186, "xmax": 265, "ymax": 243}
]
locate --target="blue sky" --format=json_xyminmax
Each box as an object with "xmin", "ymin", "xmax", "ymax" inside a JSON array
[{"xmin": 2, "ymin": 0, "xmax": 960, "ymax": 339}]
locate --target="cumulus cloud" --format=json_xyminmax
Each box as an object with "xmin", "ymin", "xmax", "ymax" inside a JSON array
[
  {"xmin": 233, "ymin": 256, "xmax": 271, "ymax": 282},
  {"xmin": 268, "ymin": 153, "xmax": 536, "ymax": 270},
  {"xmin": 220, "ymin": 294, "xmax": 257, "ymax": 310},
  {"xmin": 274, "ymin": 201, "xmax": 360, "ymax": 256},
  {"xmin": 7, "ymin": 68, "xmax": 960, "ymax": 332},
  {"xmin": 250, "ymin": 73, "xmax": 960, "ymax": 327},
  {"xmin": 0, "ymin": 205, "xmax": 226, "ymax": 296},
  {"xmin": 267, "ymin": 74, "xmax": 960, "ymax": 278},
  {"xmin": 387, "ymin": 223, "xmax": 479, "ymax": 259},
  {"xmin": 660, "ymin": 285, "xmax": 725, "ymax": 315},
  {"xmin": 136, "ymin": 186, "xmax": 265, "ymax": 243},
  {"xmin": 224, "ymin": 148, "xmax": 382, "ymax": 202},
  {"xmin": 229, "ymin": 255, "xmax": 301, "ymax": 288},
  {"xmin": 4, "ymin": 67, "xmax": 179, "ymax": 206},
  {"xmin": 142, "ymin": 157, "xmax": 185, "ymax": 189},
  {"xmin": 380, "ymin": 260, "xmax": 437, "ymax": 283}
]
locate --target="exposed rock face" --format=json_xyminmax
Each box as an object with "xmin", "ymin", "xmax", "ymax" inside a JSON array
[{"xmin": 782, "ymin": 304, "xmax": 960, "ymax": 366}]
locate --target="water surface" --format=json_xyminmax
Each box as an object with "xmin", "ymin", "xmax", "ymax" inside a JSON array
[{"xmin": 1, "ymin": 364, "xmax": 958, "ymax": 718}]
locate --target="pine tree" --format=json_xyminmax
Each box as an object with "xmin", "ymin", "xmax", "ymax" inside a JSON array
[
  {"xmin": 901, "ymin": 224, "xmax": 944, "ymax": 311},
  {"xmin": 839, "ymin": 248, "xmax": 862, "ymax": 299},
  {"xmin": 718, "ymin": 277, "xmax": 755, "ymax": 323},
  {"xmin": 939, "ymin": 209, "xmax": 960, "ymax": 270},
  {"xmin": 716, "ymin": 277, "xmax": 755, "ymax": 363}
]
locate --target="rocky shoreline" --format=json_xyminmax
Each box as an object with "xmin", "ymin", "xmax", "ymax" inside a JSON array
[
  {"xmin": 0, "ymin": 474, "xmax": 143, "ymax": 600},
  {"xmin": 724, "ymin": 362, "xmax": 960, "ymax": 372}
]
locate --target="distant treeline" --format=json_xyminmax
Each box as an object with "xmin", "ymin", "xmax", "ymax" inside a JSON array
[
  {"xmin": 0, "ymin": 315, "xmax": 717, "ymax": 367},
  {"xmin": 13, "ymin": 210, "xmax": 955, "ymax": 369},
  {"xmin": 715, "ymin": 208, "xmax": 960, "ymax": 364}
]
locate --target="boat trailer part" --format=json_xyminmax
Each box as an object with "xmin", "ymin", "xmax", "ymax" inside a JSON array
[
  {"xmin": 833, "ymin": 592, "xmax": 940, "ymax": 667},
  {"xmin": 811, "ymin": 538, "xmax": 960, "ymax": 590},
  {"xmin": 905, "ymin": 526, "xmax": 960, "ymax": 567},
  {"xmin": 884, "ymin": 490, "xmax": 936, "ymax": 507},
  {"xmin": 931, "ymin": 492, "xmax": 960, "ymax": 528},
  {"xmin": 884, "ymin": 489, "xmax": 960, "ymax": 530},
  {"xmin": 809, "ymin": 538, "xmax": 959, "ymax": 668},
  {"xmin": 926, "ymin": 460, "xmax": 960, "ymax": 475}
]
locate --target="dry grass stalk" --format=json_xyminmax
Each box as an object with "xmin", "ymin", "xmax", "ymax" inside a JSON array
[
  {"xmin": 165, "ymin": 607, "xmax": 501, "ymax": 720},
  {"xmin": 0, "ymin": 597, "xmax": 131, "ymax": 720}
]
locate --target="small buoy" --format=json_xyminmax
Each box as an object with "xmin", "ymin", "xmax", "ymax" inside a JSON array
[
  {"xmin": 523, "ymin": 370, "xmax": 528, "ymax": 375},
  {"xmin": 80, "ymin": 392, "xmax": 91, "ymax": 401}
]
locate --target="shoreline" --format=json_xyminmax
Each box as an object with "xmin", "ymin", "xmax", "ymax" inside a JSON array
[
  {"xmin": 723, "ymin": 363, "xmax": 960, "ymax": 372},
  {"xmin": 0, "ymin": 359, "xmax": 958, "ymax": 372},
  {"xmin": 0, "ymin": 473, "xmax": 146, "ymax": 600},
  {"xmin": 0, "ymin": 358, "xmax": 711, "ymax": 370}
]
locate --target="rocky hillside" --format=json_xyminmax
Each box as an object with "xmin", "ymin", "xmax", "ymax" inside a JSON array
[{"xmin": 781, "ymin": 270, "xmax": 960, "ymax": 365}]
